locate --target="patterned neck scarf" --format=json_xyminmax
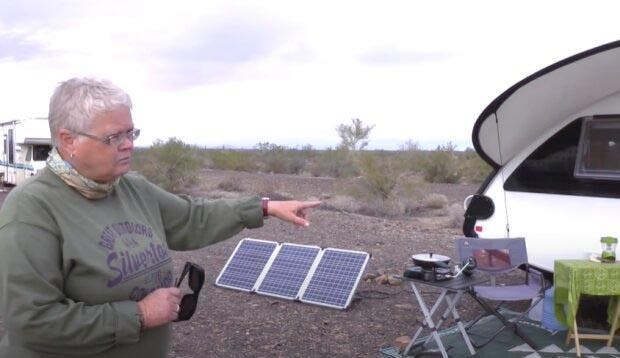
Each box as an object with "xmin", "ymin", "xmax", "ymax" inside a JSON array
[{"xmin": 46, "ymin": 147, "xmax": 118, "ymax": 199}]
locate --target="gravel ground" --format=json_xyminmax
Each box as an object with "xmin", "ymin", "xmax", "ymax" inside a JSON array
[
  {"xmin": 165, "ymin": 170, "xmax": 482, "ymax": 357},
  {"xmin": 3, "ymin": 170, "xmax": 606, "ymax": 357}
]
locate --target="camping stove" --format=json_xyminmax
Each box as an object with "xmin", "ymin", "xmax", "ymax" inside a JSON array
[{"xmin": 403, "ymin": 266, "xmax": 453, "ymax": 282}]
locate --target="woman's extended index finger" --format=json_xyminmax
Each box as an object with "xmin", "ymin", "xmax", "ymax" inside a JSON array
[{"xmin": 300, "ymin": 200, "xmax": 321, "ymax": 209}]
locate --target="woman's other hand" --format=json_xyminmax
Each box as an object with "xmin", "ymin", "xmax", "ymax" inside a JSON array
[
  {"xmin": 266, "ymin": 200, "xmax": 321, "ymax": 227},
  {"xmin": 137, "ymin": 287, "xmax": 182, "ymax": 330}
]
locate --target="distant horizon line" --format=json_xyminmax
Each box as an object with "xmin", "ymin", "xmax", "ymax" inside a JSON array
[{"xmin": 136, "ymin": 137, "xmax": 474, "ymax": 151}]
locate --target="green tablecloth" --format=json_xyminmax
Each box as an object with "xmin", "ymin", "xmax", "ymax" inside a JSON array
[{"xmin": 554, "ymin": 260, "xmax": 620, "ymax": 328}]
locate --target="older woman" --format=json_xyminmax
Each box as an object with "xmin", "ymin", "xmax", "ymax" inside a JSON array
[{"xmin": 0, "ymin": 78, "xmax": 320, "ymax": 357}]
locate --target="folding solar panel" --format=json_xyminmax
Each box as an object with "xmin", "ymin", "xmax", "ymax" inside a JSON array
[
  {"xmin": 256, "ymin": 243, "xmax": 321, "ymax": 300},
  {"xmin": 300, "ymin": 248, "xmax": 369, "ymax": 309},
  {"xmin": 216, "ymin": 239, "xmax": 369, "ymax": 309},
  {"xmin": 215, "ymin": 238, "xmax": 278, "ymax": 291}
]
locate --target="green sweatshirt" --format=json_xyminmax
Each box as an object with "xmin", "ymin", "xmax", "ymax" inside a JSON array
[{"xmin": 0, "ymin": 168, "xmax": 263, "ymax": 357}]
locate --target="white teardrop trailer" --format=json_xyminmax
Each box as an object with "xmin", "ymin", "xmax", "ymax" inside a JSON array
[
  {"xmin": 464, "ymin": 40, "xmax": 620, "ymax": 274},
  {"xmin": 0, "ymin": 118, "xmax": 52, "ymax": 186}
]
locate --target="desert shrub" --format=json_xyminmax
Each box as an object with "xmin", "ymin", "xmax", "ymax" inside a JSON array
[
  {"xmin": 208, "ymin": 148, "xmax": 257, "ymax": 172},
  {"xmin": 132, "ymin": 138, "xmax": 204, "ymax": 193},
  {"xmin": 356, "ymin": 199, "xmax": 404, "ymax": 217},
  {"xmin": 460, "ymin": 148, "xmax": 492, "ymax": 183},
  {"xmin": 322, "ymin": 194, "xmax": 363, "ymax": 213},
  {"xmin": 423, "ymin": 193, "xmax": 448, "ymax": 209},
  {"xmin": 355, "ymin": 152, "xmax": 398, "ymax": 200},
  {"xmin": 392, "ymin": 140, "xmax": 426, "ymax": 174},
  {"xmin": 255, "ymin": 142, "xmax": 307, "ymax": 174},
  {"xmin": 422, "ymin": 142, "xmax": 462, "ymax": 183},
  {"xmin": 445, "ymin": 203, "xmax": 465, "ymax": 228},
  {"xmin": 332, "ymin": 180, "xmax": 402, "ymax": 216},
  {"xmin": 334, "ymin": 153, "xmax": 394, "ymax": 201},
  {"xmin": 394, "ymin": 172, "xmax": 427, "ymax": 197},
  {"xmin": 309, "ymin": 147, "xmax": 358, "ymax": 178},
  {"xmin": 334, "ymin": 153, "xmax": 428, "ymax": 216},
  {"xmin": 335, "ymin": 173, "xmax": 428, "ymax": 217}
]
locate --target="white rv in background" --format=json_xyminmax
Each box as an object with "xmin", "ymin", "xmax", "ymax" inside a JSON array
[
  {"xmin": 464, "ymin": 40, "xmax": 620, "ymax": 274},
  {"xmin": 0, "ymin": 118, "xmax": 52, "ymax": 185}
]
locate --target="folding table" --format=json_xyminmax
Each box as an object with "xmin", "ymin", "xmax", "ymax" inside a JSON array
[
  {"xmin": 403, "ymin": 274, "xmax": 489, "ymax": 357},
  {"xmin": 554, "ymin": 260, "xmax": 620, "ymax": 357}
]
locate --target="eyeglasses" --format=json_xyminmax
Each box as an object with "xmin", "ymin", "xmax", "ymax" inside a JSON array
[
  {"xmin": 174, "ymin": 261, "xmax": 205, "ymax": 321},
  {"xmin": 73, "ymin": 128, "xmax": 140, "ymax": 146}
]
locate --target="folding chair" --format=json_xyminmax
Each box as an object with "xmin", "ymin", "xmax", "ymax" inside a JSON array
[{"xmin": 456, "ymin": 237, "xmax": 547, "ymax": 349}]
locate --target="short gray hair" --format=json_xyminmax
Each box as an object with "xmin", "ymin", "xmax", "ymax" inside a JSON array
[{"xmin": 48, "ymin": 77, "xmax": 133, "ymax": 146}]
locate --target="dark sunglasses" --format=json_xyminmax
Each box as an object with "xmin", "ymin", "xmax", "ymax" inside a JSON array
[{"xmin": 174, "ymin": 262, "xmax": 205, "ymax": 321}]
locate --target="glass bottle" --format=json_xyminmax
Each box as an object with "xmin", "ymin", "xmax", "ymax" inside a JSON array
[{"xmin": 600, "ymin": 236, "xmax": 618, "ymax": 263}]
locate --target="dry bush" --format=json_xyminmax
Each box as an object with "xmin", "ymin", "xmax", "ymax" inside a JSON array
[
  {"xmin": 392, "ymin": 140, "xmax": 426, "ymax": 174},
  {"xmin": 326, "ymin": 192, "xmax": 404, "ymax": 217},
  {"xmin": 255, "ymin": 142, "xmax": 308, "ymax": 174},
  {"xmin": 208, "ymin": 149, "xmax": 257, "ymax": 172},
  {"xmin": 459, "ymin": 148, "xmax": 493, "ymax": 183},
  {"xmin": 358, "ymin": 199, "xmax": 406, "ymax": 217},
  {"xmin": 444, "ymin": 203, "xmax": 465, "ymax": 228},
  {"xmin": 422, "ymin": 142, "xmax": 463, "ymax": 183},
  {"xmin": 334, "ymin": 153, "xmax": 428, "ymax": 217},
  {"xmin": 333, "ymin": 153, "xmax": 395, "ymax": 203},
  {"xmin": 390, "ymin": 173, "xmax": 428, "ymax": 215},
  {"xmin": 132, "ymin": 138, "xmax": 204, "ymax": 193},
  {"xmin": 355, "ymin": 152, "xmax": 398, "ymax": 200},
  {"xmin": 308, "ymin": 147, "xmax": 358, "ymax": 178},
  {"xmin": 423, "ymin": 193, "xmax": 448, "ymax": 209},
  {"xmin": 322, "ymin": 194, "xmax": 363, "ymax": 213}
]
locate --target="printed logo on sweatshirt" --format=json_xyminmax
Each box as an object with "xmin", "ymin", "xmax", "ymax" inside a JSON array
[{"xmin": 98, "ymin": 221, "xmax": 172, "ymax": 294}]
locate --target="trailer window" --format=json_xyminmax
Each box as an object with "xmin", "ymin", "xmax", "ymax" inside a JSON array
[
  {"xmin": 8, "ymin": 129, "xmax": 14, "ymax": 164},
  {"xmin": 574, "ymin": 117, "xmax": 620, "ymax": 180},
  {"xmin": 32, "ymin": 145, "xmax": 51, "ymax": 161},
  {"xmin": 505, "ymin": 117, "xmax": 620, "ymax": 198}
]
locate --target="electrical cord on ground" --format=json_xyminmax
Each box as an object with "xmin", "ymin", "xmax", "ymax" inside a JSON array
[
  {"xmin": 354, "ymin": 285, "xmax": 450, "ymax": 301},
  {"xmin": 354, "ymin": 273, "xmax": 453, "ymax": 304},
  {"xmin": 355, "ymin": 290, "xmax": 399, "ymax": 300},
  {"xmin": 354, "ymin": 288, "xmax": 416, "ymax": 300}
]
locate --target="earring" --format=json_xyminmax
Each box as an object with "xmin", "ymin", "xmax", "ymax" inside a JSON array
[{"xmin": 70, "ymin": 153, "xmax": 74, "ymax": 158}]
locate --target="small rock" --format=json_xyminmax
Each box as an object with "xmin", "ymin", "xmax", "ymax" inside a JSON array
[
  {"xmin": 387, "ymin": 274, "xmax": 403, "ymax": 286},
  {"xmin": 363, "ymin": 272, "xmax": 378, "ymax": 281},
  {"xmin": 393, "ymin": 335, "xmax": 412, "ymax": 351},
  {"xmin": 374, "ymin": 274, "xmax": 389, "ymax": 285},
  {"xmin": 260, "ymin": 342, "xmax": 282, "ymax": 350}
]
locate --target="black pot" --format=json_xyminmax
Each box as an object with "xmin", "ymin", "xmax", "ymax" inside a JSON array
[{"xmin": 410, "ymin": 253, "xmax": 451, "ymax": 269}]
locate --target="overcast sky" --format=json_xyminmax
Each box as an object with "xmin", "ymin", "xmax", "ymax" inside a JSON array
[{"xmin": 1, "ymin": 1, "xmax": 619, "ymax": 150}]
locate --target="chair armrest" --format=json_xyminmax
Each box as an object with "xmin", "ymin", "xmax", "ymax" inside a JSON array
[{"xmin": 525, "ymin": 265, "xmax": 547, "ymax": 293}]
